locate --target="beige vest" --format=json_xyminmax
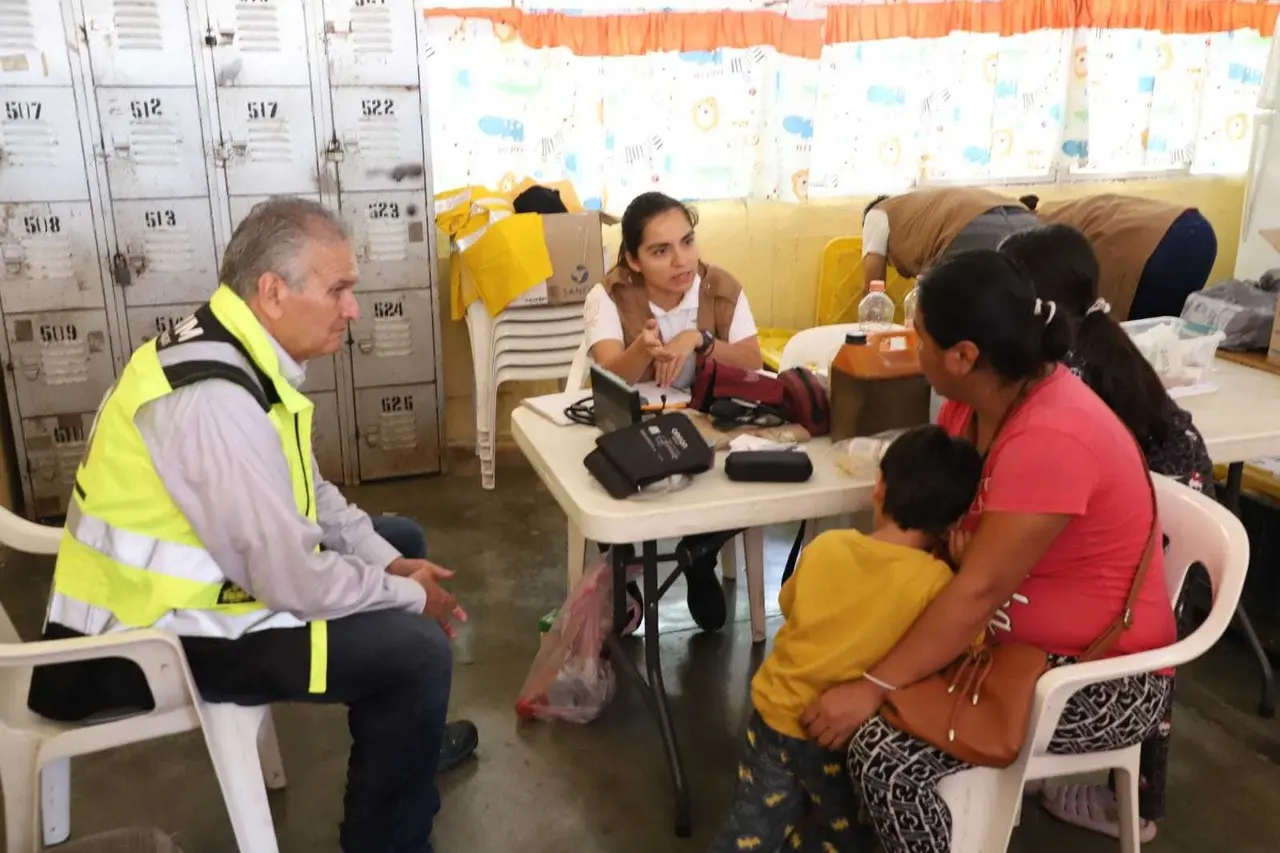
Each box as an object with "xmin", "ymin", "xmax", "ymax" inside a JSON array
[
  {"xmin": 1036, "ymin": 194, "xmax": 1186, "ymax": 320},
  {"xmin": 876, "ymin": 188, "xmax": 1023, "ymax": 277},
  {"xmin": 604, "ymin": 261, "xmax": 742, "ymax": 380}
]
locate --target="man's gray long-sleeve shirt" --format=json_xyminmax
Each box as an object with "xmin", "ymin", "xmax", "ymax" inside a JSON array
[{"xmin": 132, "ymin": 337, "xmax": 426, "ymax": 622}]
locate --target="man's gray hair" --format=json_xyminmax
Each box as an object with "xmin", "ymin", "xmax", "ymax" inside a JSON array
[{"xmin": 219, "ymin": 196, "xmax": 351, "ymax": 300}]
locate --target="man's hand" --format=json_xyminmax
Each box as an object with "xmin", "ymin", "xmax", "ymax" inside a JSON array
[
  {"xmin": 411, "ymin": 569, "xmax": 469, "ymax": 638},
  {"xmin": 388, "ymin": 557, "xmax": 453, "ymax": 581},
  {"xmin": 800, "ymin": 678, "xmax": 888, "ymax": 750},
  {"xmin": 388, "ymin": 558, "xmax": 467, "ymax": 638},
  {"xmin": 655, "ymin": 329, "xmax": 702, "ymax": 387}
]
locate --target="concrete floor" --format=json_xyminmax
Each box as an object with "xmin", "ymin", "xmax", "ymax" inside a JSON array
[{"xmin": 2, "ymin": 451, "xmax": 1280, "ymax": 852}]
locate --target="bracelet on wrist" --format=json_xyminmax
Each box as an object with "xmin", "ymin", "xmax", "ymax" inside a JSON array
[{"xmin": 863, "ymin": 672, "xmax": 898, "ymax": 692}]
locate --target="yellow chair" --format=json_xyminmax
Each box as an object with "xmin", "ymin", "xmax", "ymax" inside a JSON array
[
  {"xmin": 759, "ymin": 236, "xmax": 915, "ymax": 371},
  {"xmin": 1213, "ymin": 463, "xmax": 1280, "ymax": 502}
]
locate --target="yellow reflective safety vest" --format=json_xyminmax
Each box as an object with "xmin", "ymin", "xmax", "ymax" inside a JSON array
[{"xmin": 47, "ymin": 285, "xmax": 328, "ymax": 695}]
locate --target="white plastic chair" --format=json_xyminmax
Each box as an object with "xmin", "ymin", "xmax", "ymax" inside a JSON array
[
  {"xmin": 937, "ymin": 474, "xmax": 1250, "ymax": 853},
  {"xmin": 777, "ymin": 323, "xmax": 878, "ymax": 375},
  {"xmin": 467, "ymin": 300, "xmax": 587, "ymax": 489},
  {"xmin": 0, "ymin": 509, "xmax": 286, "ymax": 853},
  {"xmin": 562, "ymin": 341, "xmax": 770, "ymax": 642}
]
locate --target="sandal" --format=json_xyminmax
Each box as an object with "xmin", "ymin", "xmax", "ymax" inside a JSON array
[{"xmin": 1040, "ymin": 782, "xmax": 1157, "ymax": 843}]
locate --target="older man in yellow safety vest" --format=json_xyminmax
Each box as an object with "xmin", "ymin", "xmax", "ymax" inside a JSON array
[{"xmin": 28, "ymin": 197, "xmax": 476, "ymax": 853}]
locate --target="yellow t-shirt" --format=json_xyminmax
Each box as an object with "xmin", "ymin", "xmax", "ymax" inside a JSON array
[{"xmin": 751, "ymin": 529, "xmax": 954, "ymax": 739}]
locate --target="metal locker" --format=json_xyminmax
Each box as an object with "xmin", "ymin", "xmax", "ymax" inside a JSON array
[
  {"xmin": 0, "ymin": 0, "xmax": 74, "ymax": 87},
  {"xmin": 110, "ymin": 198, "xmax": 219, "ymax": 305},
  {"xmin": 22, "ymin": 411, "xmax": 93, "ymax": 518},
  {"xmin": 96, "ymin": 87, "xmax": 210, "ymax": 200},
  {"xmin": 124, "ymin": 302, "xmax": 336, "ymax": 397},
  {"xmin": 227, "ymin": 192, "xmax": 321, "ymax": 235},
  {"xmin": 0, "ymin": 202, "xmax": 105, "ymax": 314},
  {"xmin": 323, "ymin": 0, "xmax": 420, "ymax": 87},
  {"xmin": 216, "ymin": 87, "xmax": 321, "ymax": 197},
  {"xmin": 349, "ymin": 288, "xmax": 434, "ymax": 388},
  {"xmin": 124, "ymin": 302, "xmax": 201, "ymax": 351},
  {"xmin": 341, "ymin": 190, "xmax": 430, "ymax": 292},
  {"xmin": 0, "ymin": 87, "xmax": 89, "ymax": 202},
  {"xmin": 310, "ymin": 389, "xmax": 342, "ymax": 482},
  {"xmin": 302, "ymin": 354, "xmax": 336, "ymax": 394},
  {"xmin": 205, "ymin": 0, "xmax": 312, "ymax": 88},
  {"xmin": 330, "ymin": 87, "xmax": 426, "ymax": 193},
  {"xmin": 5, "ymin": 308, "xmax": 114, "ymax": 417},
  {"xmin": 353, "ymin": 382, "xmax": 439, "ymax": 480},
  {"xmin": 81, "ymin": 0, "xmax": 197, "ymax": 88}
]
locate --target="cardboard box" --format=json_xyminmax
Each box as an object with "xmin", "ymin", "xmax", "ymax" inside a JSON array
[{"xmin": 508, "ymin": 211, "xmax": 617, "ymax": 308}]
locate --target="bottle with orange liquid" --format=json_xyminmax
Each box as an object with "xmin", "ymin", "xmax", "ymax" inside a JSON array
[{"xmin": 828, "ymin": 329, "xmax": 932, "ymax": 441}]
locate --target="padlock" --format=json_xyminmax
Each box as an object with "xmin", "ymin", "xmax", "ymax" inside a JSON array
[{"xmin": 111, "ymin": 252, "xmax": 131, "ymax": 287}]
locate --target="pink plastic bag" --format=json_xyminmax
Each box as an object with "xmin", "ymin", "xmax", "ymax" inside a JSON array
[{"xmin": 516, "ymin": 560, "xmax": 617, "ymax": 724}]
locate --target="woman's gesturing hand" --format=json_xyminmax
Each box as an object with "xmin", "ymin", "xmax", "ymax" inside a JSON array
[{"xmin": 800, "ymin": 678, "xmax": 888, "ymax": 750}]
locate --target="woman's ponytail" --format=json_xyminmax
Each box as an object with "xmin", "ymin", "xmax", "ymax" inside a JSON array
[{"xmin": 1071, "ymin": 309, "xmax": 1169, "ymax": 444}]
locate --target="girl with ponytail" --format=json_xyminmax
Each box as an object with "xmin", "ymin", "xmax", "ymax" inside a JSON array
[{"xmin": 1000, "ymin": 223, "xmax": 1212, "ymax": 844}]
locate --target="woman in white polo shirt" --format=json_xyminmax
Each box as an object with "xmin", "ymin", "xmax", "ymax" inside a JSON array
[
  {"xmin": 582, "ymin": 192, "xmax": 764, "ymax": 632},
  {"xmin": 584, "ymin": 192, "xmax": 763, "ymax": 390}
]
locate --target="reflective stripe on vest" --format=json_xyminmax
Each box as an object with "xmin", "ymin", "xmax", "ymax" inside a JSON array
[{"xmin": 50, "ymin": 286, "xmax": 327, "ymax": 694}]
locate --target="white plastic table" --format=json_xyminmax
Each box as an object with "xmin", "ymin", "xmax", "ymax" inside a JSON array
[
  {"xmin": 1181, "ymin": 358, "xmax": 1280, "ymax": 464},
  {"xmin": 1180, "ymin": 357, "xmax": 1280, "ymax": 717},
  {"xmin": 511, "ymin": 406, "xmax": 877, "ymax": 837}
]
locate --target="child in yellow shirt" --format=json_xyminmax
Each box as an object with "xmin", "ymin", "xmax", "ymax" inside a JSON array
[{"xmin": 711, "ymin": 425, "xmax": 983, "ymax": 853}]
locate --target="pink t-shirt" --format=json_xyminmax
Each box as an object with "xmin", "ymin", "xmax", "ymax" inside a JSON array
[{"xmin": 938, "ymin": 366, "xmax": 1176, "ymax": 659}]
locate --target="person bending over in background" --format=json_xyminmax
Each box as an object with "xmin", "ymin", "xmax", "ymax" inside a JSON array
[
  {"xmin": 1021, "ymin": 193, "xmax": 1218, "ymax": 322},
  {"xmin": 581, "ymin": 192, "xmax": 764, "ymax": 633},
  {"xmin": 1001, "ymin": 223, "xmax": 1214, "ymax": 843},
  {"xmin": 860, "ymin": 187, "xmax": 1038, "ymax": 294},
  {"xmin": 712, "ymin": 424, "xmax": 982, "ymax": 853}
]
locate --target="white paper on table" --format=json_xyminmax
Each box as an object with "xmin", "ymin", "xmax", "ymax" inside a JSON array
[
  {"xmin": 727, "ymin": 434, "xmax": 799, "ymax": 453},
  {"xmin": 1167, "ymin": 381, "xmax": 1219, "ymax": 399},
  {"xmin": 521, "ymin": 390, "xmax": 591, "ymax": 426}
]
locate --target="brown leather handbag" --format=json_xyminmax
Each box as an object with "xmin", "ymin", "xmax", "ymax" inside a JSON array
[{"xmin": 880, "ymin": 391, "xmax": 1161, "ymax": 768}]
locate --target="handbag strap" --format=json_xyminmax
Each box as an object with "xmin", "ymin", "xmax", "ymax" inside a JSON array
[
  {"xmin": 971, "ymin": 370, "xmax": 1160, "ymax": 665},
  {"xmin": 1077, "ymin": 433, "xmax": 1159, "ymax": 663}
]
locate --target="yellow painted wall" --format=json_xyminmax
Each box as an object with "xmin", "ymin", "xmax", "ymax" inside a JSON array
[{"xmin": 439, "ymin": 177, "xmax": 1246, "ymax": 448}]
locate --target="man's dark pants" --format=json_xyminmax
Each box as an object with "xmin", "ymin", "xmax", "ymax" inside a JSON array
[{"xmin": 204, "ymin": 516, "xmax": 450, "ymax": 853}]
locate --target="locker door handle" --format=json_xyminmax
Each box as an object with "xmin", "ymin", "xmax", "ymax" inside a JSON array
[
  {"xmin": 364, "ymin": 427, "xmax": 381, "ymax": 447},
  {"xmin": 357, "ymin": 337, "xmax": 374, "ymax": 354},
  {"xmin": 18, "ymin": 356, "xmax": 40, "ymax": 380},
  {"xmin": 3, "ymin": 244, "xmax": 24, "ymax": 275}
]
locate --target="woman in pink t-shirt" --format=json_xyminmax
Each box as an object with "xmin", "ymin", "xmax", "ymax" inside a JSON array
[{"xmin": 799, "ymin": 249, "xmax": 1176, "ymax": 853}]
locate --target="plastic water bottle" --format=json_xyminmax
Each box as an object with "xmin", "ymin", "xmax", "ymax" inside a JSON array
[
  {"xmin": 902, "ymin": 286, "xmax": 919, "ymax": 326},
  {"xmin": 859, "ymin": 280, "xmax": 896, "ymax": 332}
]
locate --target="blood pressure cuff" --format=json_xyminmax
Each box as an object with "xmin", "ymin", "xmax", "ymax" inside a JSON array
[{"xmin": 584, "ymin": 412, "xmax": 713, "ymax": 499}]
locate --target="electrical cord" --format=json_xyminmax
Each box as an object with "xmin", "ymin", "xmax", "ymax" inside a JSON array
[
  {"xmin": 562, "ymin": 393, "xmax": 685, "ymax": 427},
  {"xmin": 563, "ymin": 395, "xmax": 596, "ymax": 426}
]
